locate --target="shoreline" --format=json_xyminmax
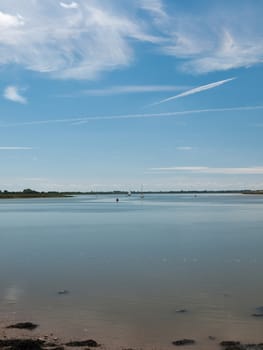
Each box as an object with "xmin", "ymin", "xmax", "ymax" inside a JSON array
[
  {"xmin": 0, "ymin": 190, "xmax": 263, "ymax": 199},
  {"xmin": 1, "ymin": 321, "xmax": 263, "ymax": 350}
]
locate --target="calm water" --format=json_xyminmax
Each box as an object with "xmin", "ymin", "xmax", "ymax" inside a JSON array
[{"xmin": 1, "ymin": 194, "xmax": 263, "ymax": 349}]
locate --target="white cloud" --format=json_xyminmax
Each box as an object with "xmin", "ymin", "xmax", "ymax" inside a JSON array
[
  {"xmin": 3, "ymin": 86, "xmax": 27, "ymax": 104},
  {"xmin": 158, "ymin": 3, "xmax": 263, "ymax": 73},
  {"xmin": 80, "ymin": 85, "xmax": 188, "ymax": 96},
  {"xmin": 176, "ymin": 147, "xmax": 192, "ymax": 151},
  {"xmin": 150, "ymin": 166, "xmax": 263, "ymax": 175},
  {"xmin": 0, "ymin": 11, "xmax": 24, "ymax": 28},
  {"xmin": 0, "ymin": 1, "xmax": 262, "ymax": 79},
  {"xmin": 0, "ymin": 147, "xmax": 32, "ymax": 150},
  {"xmin": 0, "ymin": 0, "xmax": 160, "ymax": 80},
  {"xmin": 151, "ymin": 166, "xmax": 208, "ymax": 171},
  {"xmin": 150, "ymin": 77, "xmax": 236, "ymax": 106},
  {"xmin": 60, "ymin": 2, "xmax": 79, "ymax": 9},
  {"xmin": 138, "ymin": 0, "xmax": 167, "ymax": 23},
  {"xmin": 182, "ymin": 30, "xmax": 263, "ymax": 74}
]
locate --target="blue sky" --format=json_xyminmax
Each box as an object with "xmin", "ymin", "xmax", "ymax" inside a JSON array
[{"xmin": 0, "ymin": 0, "xmax": 263, "ymax": 191}]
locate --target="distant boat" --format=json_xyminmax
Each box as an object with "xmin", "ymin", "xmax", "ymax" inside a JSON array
[
  {"xmin": 116, "ymin": 197, "xmax": 119, "ymax": 203},
  {"xmin": 127, "ymin": 191, "xmax": 131, "ymax": 197}
]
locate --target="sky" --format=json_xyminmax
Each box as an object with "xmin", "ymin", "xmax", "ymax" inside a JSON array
[{"xmin": 0, "ymin": 0, "xmax": 263, "ymax": 191}]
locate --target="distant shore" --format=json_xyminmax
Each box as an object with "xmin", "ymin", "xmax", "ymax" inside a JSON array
[
  {"xmin": 0, "ymin": 190, "xmax": 70, "ymax": 199},
  {"xmin": 0, "ymin": 189, "xmax": 263, "ymax": 199}
]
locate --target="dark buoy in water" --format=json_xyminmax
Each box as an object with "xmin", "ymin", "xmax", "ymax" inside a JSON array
[{"xmin": 116, "ymin": 197, "xmax": 119, "ymax": 203}]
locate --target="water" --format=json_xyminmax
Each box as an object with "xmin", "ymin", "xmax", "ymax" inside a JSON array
[{"xmin": 1, "ymin": 194, "xmax": 263, "ymax": 349}]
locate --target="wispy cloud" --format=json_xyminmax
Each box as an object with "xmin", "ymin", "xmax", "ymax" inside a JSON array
[
  {"xmin": 0, "ymin": 1, "xmax": 262, "ymax": 79},
  {"xmin": 77, "ymin": 85, "xmax": 189, "ymax": 96},
  {"xmin": 150, "ymin": 77, "xmax": 236, "ymax": 106},
  {"xmin": 0, "ymin": 105, "xmax": 263, "ymax": 127},
  {"xmin": 150, "ymin": 166, "xmax": 263, "ymax": 175},
  {"xmin": 0, "ymin": 11, "xmax": 24, "ymax": 28},
  {"xmin": 139, "ymin": 0, "xmax": 167, "ymax": 23},
  {"xmin": 158, "ymin": 2, "xmax": 263, "ymax": 74},
  {"xmin": 0, "ymin": 147, "xmax": 32, "ymax": 150},
  {"xmin": 60, "ymin": 2, "xmax": 79, "ymax": 9},
  {"xmin": 3, "ymin": 86, "xmax": 27, "ymax": 104},
  {"xmin": 0, "ymin": 1, "xmax": 160, "ymax": 80},
  {"xmin": 176, "ymin": 146, "xmax": 193, "ymax": 151}
]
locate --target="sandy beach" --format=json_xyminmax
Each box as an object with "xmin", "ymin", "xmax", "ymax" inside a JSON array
[{"xmin": 1, "ymin": 318, "xmax": 263, "ymax": 350}]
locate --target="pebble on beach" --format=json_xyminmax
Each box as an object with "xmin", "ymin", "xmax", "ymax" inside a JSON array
[
  {"xmin": 6, "ymin": 322, "xmax": 38, "ymax": 330},
  {"xmin": 172, "ymin": 339, "xmax": 196, "ymax": 346}
]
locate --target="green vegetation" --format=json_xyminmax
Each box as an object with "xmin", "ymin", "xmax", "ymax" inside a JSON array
[
  {"xmin": 242, "ymin": 190, "xmax": 263, "ymax": 195},
  {"xmin": 0, "ymin": 189, "xmax": 70, "ymax": 199}
]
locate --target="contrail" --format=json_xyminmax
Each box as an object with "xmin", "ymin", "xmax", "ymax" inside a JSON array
[
  {"xmin": 0, "ymin": 105, "xmax": 262, "ymax": 128},
  {"xmin": 148, "ymin": 77, "xmax": 236, "ymax": 107},
  {"xmin": 70, "ymin": 105, "xmax": 263, "ymax": 125},
  {"xmin": 0, "ymin": 147, "xmax": 33, "ymax": 150}
]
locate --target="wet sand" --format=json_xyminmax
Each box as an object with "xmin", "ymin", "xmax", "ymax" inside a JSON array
[{"xmin": 1, "ymin": 318, "xmax": 263, "ymax": 350}]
